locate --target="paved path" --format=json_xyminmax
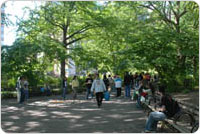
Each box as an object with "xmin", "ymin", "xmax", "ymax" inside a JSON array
[{"xmin": 1, "ymin": 93, "xmax": 147, "ymax": 133}]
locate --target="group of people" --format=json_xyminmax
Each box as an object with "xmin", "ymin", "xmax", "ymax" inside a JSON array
[
  {"xmin": 15, "ymin": 72, "xmax": 181, "ymax": 133},
  {"xmin": 61, "ymin": 73, "xmax": 122, "ymax": 108},
  {"xmin": 16, "ymin": 76, "xmax": 29, "ymax": 104},
  {"xmin": 62, "ymin": 75, "xmax": 79, "ymax": 100},
  {"xmin": 60, "ymin": 72, "xmax": 159, "ymax": 108},
  {"xmin": 85, "ymin": 73, "xmax": 123, "ymax": 99},
  {"xmin": 15, "ymin": 72, "xmax": 158, "ymax": 107}
]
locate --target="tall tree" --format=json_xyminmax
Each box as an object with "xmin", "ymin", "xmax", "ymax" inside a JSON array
[{"xmin": 17, "ymin": 1, "xmax": 100, "ymax": 86}]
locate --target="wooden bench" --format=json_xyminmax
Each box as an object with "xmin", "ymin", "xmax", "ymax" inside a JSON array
[{"xmin": 142, "ymin": 95, "xmax": 199, "ymax": 133}]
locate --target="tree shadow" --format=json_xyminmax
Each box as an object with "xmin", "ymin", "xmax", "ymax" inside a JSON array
[{"xmin": 1, "ymin": 94, "xmax": 147, "ymax": 133}]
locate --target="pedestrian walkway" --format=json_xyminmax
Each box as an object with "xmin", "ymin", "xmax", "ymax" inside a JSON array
[{"xmin": 1, "ymin": 93, "xmax": 147, "ymax": 133}]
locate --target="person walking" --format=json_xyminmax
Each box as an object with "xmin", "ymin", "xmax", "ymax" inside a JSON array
[
  {"xmin": 103, "ymin": 74, "xmax": 109, "ymax": 91},
  {"xmin": 108, "ymin": 75, "xmax": 115, "ymax": 92},
  {"xmin": 19, "ymin": 76, "xmax": 25, "ymax": 104},
  {"xmin": 115, "ymin": 75, "xmax": 122, "ymax": 97},
  {"xmin": 124, "ymin": 72, "xmax": 131, "ymax": 98},
  {"xmin": 135, "ymin": 72, "xmax": 139, "ymax": 87},
  {"xmin": 91, "ymin": 73, "xmax": 106, "ymax": 108},
  {"xmin": 85, "ymin": 74, "xmax": 93, "ymax": 99},
  {"xmin": 62, "ymin": 77, "xmax": 67, "ymax": 100},
  {"xmin": 136, "ymin": 81, "xmax": 145, "ymax": 108},
  {"xmin": 71, "ymin": 76, "xmax": 79, "ymax": 100},
  {"xmin": 24, "ymin": 77, "xmax": 29, "ymax": 102}
]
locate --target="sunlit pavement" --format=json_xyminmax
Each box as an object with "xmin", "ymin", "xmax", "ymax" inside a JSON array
[{"xmin": 1, "ymin": 92, "xmax": 147, "ymax": 133}]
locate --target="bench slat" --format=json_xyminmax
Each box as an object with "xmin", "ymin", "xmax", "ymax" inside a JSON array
[
  {"xmin": 176, "ymin": 99, "xmax": 199, "ymax": 110},
  {"xmin": 178, "ymin": 103, "xmax": 199, "ymax": 116},
  {"xmin": 164, "ymin": 119, "xmax": 191, "ymax": 133}
]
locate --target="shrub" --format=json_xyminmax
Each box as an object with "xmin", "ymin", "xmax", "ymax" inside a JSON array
[{"xmin": 1, "ymin": 91, "xmax": 17, "ymax": 99}]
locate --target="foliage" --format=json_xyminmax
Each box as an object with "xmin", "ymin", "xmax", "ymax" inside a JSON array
[{"xmin": 1, "ymin": 1, "xmax": 199, "ymax": 94}]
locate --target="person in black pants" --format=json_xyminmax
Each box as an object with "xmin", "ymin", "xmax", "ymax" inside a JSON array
[
  {"xmin": 96, "ymin": 92, "xmax": 104, "ymax": 107},
  {"xmin": 85, "ymin": 74, "xmax": 93, "ymax": 99},
  {"xmin": 103, "ymin": 74, "xmax": 109, "ymax": 91},
  {"xmin": 19, "ymin": 76, "xmax": 25, "ymax": 104},
  {"xmin": 124, "ymin": 72, "xmax": 131, "ymax": 97},
  {"xmin": 91, "ymin": 73, "xmax": 107, "ymax": 108}
]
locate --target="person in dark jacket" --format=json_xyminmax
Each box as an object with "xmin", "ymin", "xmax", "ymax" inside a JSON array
[
  {"xmin": 103, "ymin": 74, "xmax": 109, "ymax": 91},
  {"xmin": 144, "ymin": 85, "xmax": 180, "ymax": 132},
  {"xmin": 85, "ymin": 74, "xmax": 93, "ymax": 99},
  {"xmin": 124, "ymin": 72, "xmax": 131, "ymax": 97}
]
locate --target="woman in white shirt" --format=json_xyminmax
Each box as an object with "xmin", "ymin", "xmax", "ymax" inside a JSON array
[{"xmin": 91, "ymin": 73, "xmax": 106, "ymax": 108}]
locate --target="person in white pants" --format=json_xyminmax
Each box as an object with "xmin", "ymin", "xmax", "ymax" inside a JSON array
[{"xmin": 16, "ymin": 77, "xmax": 21, "ymax": 103}]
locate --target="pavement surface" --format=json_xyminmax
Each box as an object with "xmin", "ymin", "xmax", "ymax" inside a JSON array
[{"xmin": 1, "ymin": 92, "xmax": 148, "ymax": 133}]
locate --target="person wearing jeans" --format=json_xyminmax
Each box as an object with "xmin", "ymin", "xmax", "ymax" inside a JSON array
[
  {"xmin": 145, "ymin": 111, "xmax": 166, "ymax": 132},
  {"xmin": 144, "ymin": 85, "xmax": 175, "ymax": 133},
  {"xmin": 125, "ymin": 85, "xmax": 131, "ymax": 97},
  {"xmin": 85, "ymin": 74, "xmax": 93, "ymax": 99},
  {"xmin": 114, "ymin": 75, "xmax": 122, "ymax": 97},
  {"xmin": 19, "ymin": 76, "xmax": 25, "ymax": 104},
  {"xmin": 91, "ymin": 73, "xmax": 106, "ymax": 108},
  {"xmin": 124, "ymin": 72, "xmax": 131, "ymax": 97}
]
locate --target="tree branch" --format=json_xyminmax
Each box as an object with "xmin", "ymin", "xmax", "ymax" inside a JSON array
[
  {"xmin": 139, "ymin": 4, "xmax": 154, "ymax": 10},
  {"xmin": 168, "ymin": 1, "xmax": 178, "ymax": 18},
  {"xmin": 65, "ymin": 25, "xmax": 91, "ymax": 40},
  {"xmin": 179, "ymin": 8, "xmax": 187, "ymax": 18},
  {"xmin": 44, "ymin": 35, "xmax": 62, "ymax": 45},
  {"xmin": 66, "ymin": 36, "xmax": 87, "ymax": 46},
  {"xmin": 148, "ymin": 2, "xmax": 177, "ymax": 27},
  {"xmin": 43, "ymin": 7, "xmax": 64, "ymax": 29}
]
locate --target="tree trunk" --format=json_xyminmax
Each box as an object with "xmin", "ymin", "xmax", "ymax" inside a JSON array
[
  {"xmin": 60, "ymin": 26, "xmax": 67, "ymax": 89},
  {"xmin": 61, "ymin": 59, "xmax": 66, "ymax": 79},
  {"xmin": 60, "ymin": 58, "xmax": 65, "ymax": 90}
]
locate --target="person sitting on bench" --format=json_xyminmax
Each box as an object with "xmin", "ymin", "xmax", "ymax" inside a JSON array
[{"xmin": 144, "ymin": 85, "xmax": 180, "ymax": 133}]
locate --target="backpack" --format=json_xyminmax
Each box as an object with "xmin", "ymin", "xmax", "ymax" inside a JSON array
[{"xmin": 165, "ymin": 94, "xmax": 180, "ymax": 117}]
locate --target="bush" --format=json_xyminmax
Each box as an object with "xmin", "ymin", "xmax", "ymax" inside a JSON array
[
  {"xmin": 1, "ymin": 91, "xmax": 17, "ymax": 99},
  {"xmin": 182, "ymin": 89, "xmax": 190, "ymax": 93},
  {"xmin": 1, "ymin": 77, "xmax": 16, "ymax": 90},
  {"xmin": 44, "ymin": 76, "xmax": 61, "ymax": 86}
]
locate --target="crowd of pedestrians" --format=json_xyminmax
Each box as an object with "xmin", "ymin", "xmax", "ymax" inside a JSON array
[{"xmin": 16, "ymin": 72, "xmax": 159, "ymax": 106}]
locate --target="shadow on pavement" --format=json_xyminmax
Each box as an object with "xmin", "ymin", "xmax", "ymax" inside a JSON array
[{"xmin": 1, "ymin": 94, "xmax": 147, "ymax": 133}]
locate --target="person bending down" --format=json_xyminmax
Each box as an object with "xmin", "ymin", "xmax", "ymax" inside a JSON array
[{"xmin": 91, "ymin": 73, "xmax": 106, "ymax": 108}]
